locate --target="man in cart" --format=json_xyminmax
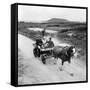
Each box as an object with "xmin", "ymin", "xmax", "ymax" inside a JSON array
[
  {"xmin": 41, "ymin": 27, "xmax": 46, "ymax": 37},
  {"xmin": 45, "ymin": 37, "xmax": 54, "ymax": 49}
]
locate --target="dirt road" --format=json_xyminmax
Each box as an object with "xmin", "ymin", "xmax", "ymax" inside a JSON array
[{"xmin": 18, "ymin": 34, "xmax": 86, "ymax": 85}]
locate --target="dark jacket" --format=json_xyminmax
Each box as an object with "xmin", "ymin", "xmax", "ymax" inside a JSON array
[{"xmin": 45, "ymin": 40, "xmax": 54, "ymax": 48}]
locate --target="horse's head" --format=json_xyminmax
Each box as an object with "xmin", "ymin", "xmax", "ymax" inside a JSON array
[{"xmin": 67, "ymin": 46, "xmax": 76, "ymax": 57}]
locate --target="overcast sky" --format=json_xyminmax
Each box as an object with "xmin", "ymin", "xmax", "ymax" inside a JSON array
[{"xmin": 18, "ymin": 5, "xmax": 86, "ymax": 22}]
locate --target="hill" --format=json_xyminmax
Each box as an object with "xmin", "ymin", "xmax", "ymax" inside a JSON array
[{"xmin": 45, "ymin": 18, "xmax": 69, "ymax": 23}]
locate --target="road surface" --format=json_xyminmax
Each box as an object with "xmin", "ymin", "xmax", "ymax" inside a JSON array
[{"xmin": 18, "ymin": 34, "xmax": 86, "ymax": 85}]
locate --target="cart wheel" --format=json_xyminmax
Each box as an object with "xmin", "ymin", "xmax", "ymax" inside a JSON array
[
  {"xmin": 33, "ymin": 47, "xmax": 40, "ymax": 57},
  {"xmin": 41, "ymin": 55, "xmax": 46, "ymax": 64},
  {"xmin": 33, "ymin": 48, "xmax": 37, "ymax": 57}
]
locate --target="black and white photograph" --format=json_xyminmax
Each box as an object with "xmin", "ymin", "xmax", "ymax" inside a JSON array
[{"xmin": 17, "ymin": 4, "xmax": 87, "ymax": 85}]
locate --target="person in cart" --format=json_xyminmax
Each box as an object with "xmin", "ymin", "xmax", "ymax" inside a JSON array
[
  {"xmin": 41, "ymin": 27, "xmax": 54, "ymax": 50},
  {"xmin": 43, "ymin": 37, "xmax": 54, "ymax": 50},
  {"xmin": 41, "ymin": 27, "xmax": 46, "ymax": 37}
]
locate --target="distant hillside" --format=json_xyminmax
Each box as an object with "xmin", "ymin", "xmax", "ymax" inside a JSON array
[
  {"xmin": 44, "ymin": 18, "xmax": 69, "ymax": 23},
  {"xmin": 18, "ymin": 18, "xmax": 86, "ymax": 29}
]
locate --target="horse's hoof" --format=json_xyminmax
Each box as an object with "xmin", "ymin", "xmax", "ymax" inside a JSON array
[
  {"xmin": 54, "ymin": 62, "xmax": 56, "ymax": 65},
  {"xmin": 59, "ymin": 68, "xmax": 63, "ymax": 71},
  {"xmin": 70, "ymin": 73, "xmax": 74, "ymax": 76},
  {"xmin": 43, "ymin": 63, "xmax": 46, "ymax": 64},
  {"xmin": 42, "ymin": 61, "xmax": 46, "ymax": 64}
]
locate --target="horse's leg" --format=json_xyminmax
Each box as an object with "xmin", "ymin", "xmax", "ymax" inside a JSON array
[
  {"xmin": 54, "ymin": 57, "xmax": 57, "ymax": 65},
  {"xmin": 68, "ymin": 60, "xmax": 71, "ymax": 63},
  {"xmin": 62, "ymin": 60, "xmax": 64, "ymax": 65},
  {"xmin": 53, "ymin": 53, "xmax": 57, "ymax": 65},
  {"xmin": 59, "ymin": 60, "xmax": 64, "ymax": 71},
  {"xmin": 67, "ymin": 59, "xmax": 74, "ymax": 76},
  {"xmin": 68, "ymin": 58, "xmax": 71, "ymax": 64}
]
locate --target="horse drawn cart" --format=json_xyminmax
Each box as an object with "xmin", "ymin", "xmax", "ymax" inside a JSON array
[{"xmin": 33, "ymin": 36, "xmax": 76, "ymax": 65}]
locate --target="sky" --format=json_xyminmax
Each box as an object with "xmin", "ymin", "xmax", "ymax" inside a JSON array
[{"xmin": 18, "ymin": 5, "xmax": 86, "ymax": 22}]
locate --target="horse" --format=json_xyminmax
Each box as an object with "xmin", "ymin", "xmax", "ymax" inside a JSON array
[
  {"xmin": 33, "ymin": 38, "xmax": 76, "ymax": 66},
  {"xmin": 52, "ymin": 46, "xmax": 76, "ymax": 65}
]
